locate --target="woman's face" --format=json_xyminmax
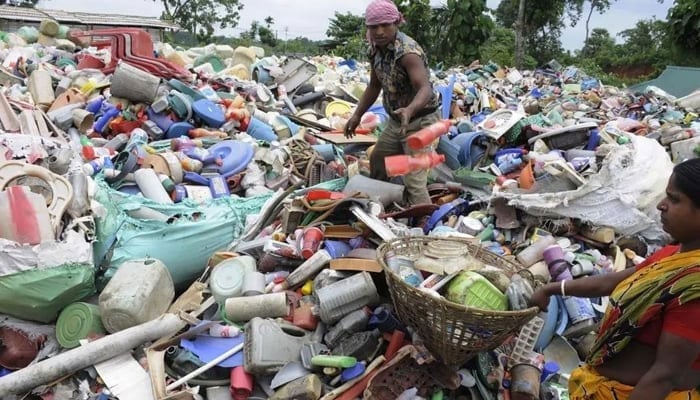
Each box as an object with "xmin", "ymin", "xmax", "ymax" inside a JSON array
[{"xmin": 657, "ymin": 174, "xmax": 700, "ymax": 242}]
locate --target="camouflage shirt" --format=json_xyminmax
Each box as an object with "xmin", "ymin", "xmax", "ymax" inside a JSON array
[{"xmin": 369, "ymin": 31, "xmax": 439, "ymax": 119}]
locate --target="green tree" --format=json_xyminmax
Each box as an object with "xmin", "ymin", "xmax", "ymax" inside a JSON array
[
  {"xmin": 581, "ymin": 28, "xmax": 616, "ymax": 65},
  {"xmin": 666, "ymin": 0, "xmax": 700, "ymax": 53},
  {"xmin": 154, "ymin": 0, "xmax": 243, "ymax": 41},
  {"xmin": 258, "ymin": 16, "xmax": 277, "ymax": 47},
  {"xmin": 479, "ymin": 26, "xmax": 536, "ymax": 68},
  {"xmin": 326, "ymin": 12, "xmax": 365, "ymax": 47},
  {"xmin": 435, "ymin": 0, "xmax": 493, "ymax": 66}
]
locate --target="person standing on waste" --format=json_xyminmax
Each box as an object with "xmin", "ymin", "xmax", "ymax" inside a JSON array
[
  {"xmin": 530, "ymin": 158, "xmax": 700, "ymax": 400},
  {"xmin": 344, "ymin": 0, "xmax": 440, "ymax": 206}
]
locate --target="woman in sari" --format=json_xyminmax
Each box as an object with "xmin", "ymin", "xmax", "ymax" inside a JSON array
[{"xmin": 530, "ymin": 158, "xmax": 700, "ymax": 400}]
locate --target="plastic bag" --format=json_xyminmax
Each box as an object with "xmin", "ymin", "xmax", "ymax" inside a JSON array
[
  {"xmin": 0, "ymin": 263, "xmax": 95, "ymax": 323},
  {"xmin": 93, "ymin": 178, "xmax": 272, "ymax": 287},
  {"xmin": 496, "ymin": 132, "xmax": 673, "ymax": 241}
]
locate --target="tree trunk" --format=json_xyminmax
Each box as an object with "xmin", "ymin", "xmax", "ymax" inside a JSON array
[
  {"xmin": 584, "ymin": 2, "xmax": 595, "ymax": 48},
  {"xmin": 514, "ymin": 0, "xmax": 526, "ymax": 69}
]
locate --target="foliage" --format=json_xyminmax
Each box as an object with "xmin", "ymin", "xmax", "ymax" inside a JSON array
[
  {"xmin": 479, "ymin": 26, "xmax": 536, "ymax": 69},
  {"xmin": 666, "ymin": 0, "xmax": 700, "ymax": 53},
  {"xmin": 154, "ymin": 0, "xmax": 243, "ymax": 42},
  {"xmin": 326, "ymin": 12, "xmax": 365, "ymax": 48}
]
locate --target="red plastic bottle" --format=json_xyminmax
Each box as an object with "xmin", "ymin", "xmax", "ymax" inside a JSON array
[
  {"xmin": 406, "ymin": 120, "xmax": 452, "ymax": 150},
  {"xmin": 385, "ymin": 152, "xmax": 446, "ymax": 177}
]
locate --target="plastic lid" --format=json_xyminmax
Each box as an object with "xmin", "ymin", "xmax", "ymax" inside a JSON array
[
  {"xmin": 55, "ymin": 302, "xmax": 105, "ymax": 349},
  {"xmin": 341, "ymin": 362, "xmax": 366, "ymax": 382}
]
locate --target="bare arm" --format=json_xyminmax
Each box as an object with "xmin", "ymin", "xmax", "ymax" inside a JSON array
[
  {"xmin": 530, "ymin": 268, "xmax": 636, "ymax": 310},
  {"xmin": 628, "ymin": 331, "xmax": 700, "ymax": 400}
]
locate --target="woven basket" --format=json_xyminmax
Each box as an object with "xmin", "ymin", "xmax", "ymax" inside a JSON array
[{"xmin": 378, "ymin": 236, "xmax": 539, "ymax": 366}]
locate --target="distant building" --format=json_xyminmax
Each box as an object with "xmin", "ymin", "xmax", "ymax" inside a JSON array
[{"xmin": 0, "ymin": 5, "xmax": 180, "ymax": 42}]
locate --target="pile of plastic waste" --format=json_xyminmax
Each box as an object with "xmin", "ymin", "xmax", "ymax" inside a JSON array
[{"xmin": 0, "ymin": 19, "xmax": 698, "ymax": 400}]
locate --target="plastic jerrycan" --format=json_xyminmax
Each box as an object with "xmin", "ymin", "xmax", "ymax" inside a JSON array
[
  {"xmin": 98, "ymin": 259, "xmax": 175, "ymax": 333},
  {"xmin": 243, "ymin": 317, "xmax": 311, "ymax": 375}
]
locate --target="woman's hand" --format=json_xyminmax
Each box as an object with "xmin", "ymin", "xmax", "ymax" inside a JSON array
[{"xmin": 529, "ymin": 284, "xmax": 554, "ymax": 311}]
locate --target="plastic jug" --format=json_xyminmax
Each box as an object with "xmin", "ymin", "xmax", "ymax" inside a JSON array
[
  {"xmin": 98, "ymin": 259, "xmax": 175, "ymax": 333},
  {"xmin": 243, "ymin": 318, "xmax": 311, "ymax": 375},
  {"xmin": 317, "ymin": 272, "xmax": 380, "ymax": 325}
]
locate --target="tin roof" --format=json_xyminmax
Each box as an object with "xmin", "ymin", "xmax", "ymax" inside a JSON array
[
  {"xmin": 627, "ymin": 65, "xmax": 700, "ymax": 98},
  {"xmin": 0, "ymin": 5, "xmax": 180, "ymax": 30}
]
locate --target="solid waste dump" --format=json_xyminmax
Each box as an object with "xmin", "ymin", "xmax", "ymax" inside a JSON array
[{"xmin": 0, "ymin": 19, "xmax": 698, "ymax": 400}]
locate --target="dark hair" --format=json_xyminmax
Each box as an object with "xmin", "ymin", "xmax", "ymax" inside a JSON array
[{"xmin": 673, "ymin": 158, "xmax": 700, "ymax": 208}]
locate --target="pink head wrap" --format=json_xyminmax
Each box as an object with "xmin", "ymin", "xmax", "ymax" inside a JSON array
[{"xmin": 365, "ymin": 0, "xmax": 405, "ymax": 26}]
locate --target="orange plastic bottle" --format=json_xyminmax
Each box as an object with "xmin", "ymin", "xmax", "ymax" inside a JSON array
[
  {"xmin": 385, "ymin": 152, "xmax": 446, "ymax": 177},
  {"xmin": 406, "ymin": 120, "xmax": 453, "ymax": 150}
]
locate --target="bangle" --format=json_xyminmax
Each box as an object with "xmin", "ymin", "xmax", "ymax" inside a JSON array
[{"xmin": 560, "ymin": 280, "xmax": 567, "ymax": 297}]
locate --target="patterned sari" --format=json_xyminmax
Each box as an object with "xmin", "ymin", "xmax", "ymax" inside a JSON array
[{"xmin": 569, "ymin": 249, "xmax": 700, "ymax": 400}]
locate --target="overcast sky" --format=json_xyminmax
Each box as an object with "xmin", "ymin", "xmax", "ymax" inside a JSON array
[{"xmin": 36, "ymin": 0, "xmax": 673, "ymax": 51}]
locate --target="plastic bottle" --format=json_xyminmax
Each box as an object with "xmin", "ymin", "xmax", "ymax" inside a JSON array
[
  {"xmin": 516, "ymin": 235, "xmax": 557, "ymax": 267},
  {"xmin": 324, "ymin": 308, "xmax": 371, "ymax": 347},
  {"xmin": 285, "ymin": 249, "xmax": 332, "ymax": 289},
  {"xmin": 126, "ymin": 128, "xmax": 149, "ymax": 152},
  {"xmin": 406, "ymin": 120, "xmax": 453, "ymax": 150},
  {"xmin": 104, "ymin": 133, "xmax": 129, "ymax": 152},
  {"xmin": 316, "ymin": 272, "xmax": 380, "ymax": 325},
  {"xmin": 385, "ymin": 152, "xmax": 446, "ymax": 177},
  {"xmin": 135, "ymin": 168, "xmax": 174, "ymax": 204},
  {"xmin": 93, "ymin": 104, "xmax": 120, "ymax": 135},
  {"xmin": 66, "ymin": 161, "xmax": 90, "ymax": 219}
]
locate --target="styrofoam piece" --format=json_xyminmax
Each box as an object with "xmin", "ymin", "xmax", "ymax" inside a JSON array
[{"xmin": 477, "ymin": 109, "xmax": 525, "ymax": 140}]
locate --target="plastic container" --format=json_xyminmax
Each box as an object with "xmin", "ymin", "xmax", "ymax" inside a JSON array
[
  {"xmin": 300, "ymin": 227, "xmax": 324, "ymax": 259},
  {"xmin": 98, "ymin": 259, "xmax": 175, "ymax": 333},
  {"xmin": 316, "ymin": 272, "xmax": 380, "ymax": 325},
  {"xmin": 55, "ymin": 302, "xmax": 106, "ymax": 349},
  {"xmin": 406, "ymin": 120, "xmax": 452, "ymax": 150},
  {"xmin": 516, "ymin": 235, "xmax": 557, "ymax": 267},
  {"xmin": 324, "ymin": 308, "xmax": 370, "ymax": 347},
  {"xmin": 285, "ymin": 249, "xmax": 332, "ymax": 289},
  {"xmin": 385, "ymin": 152, "xmax": 446, "ymax": 178},
  {"xmin": 210, "ymin": 256, "xmax": 257, "ymax": 304},
  {"xmin": 244, "ymin": 317, "xmax": 310, "ymax": 375},
  {"xmin": 135, "ymin": 168, "xmax": 174, "ymax": 204},
  {"xmin": 225, "ymin": 292, "xmax": 289, "ymax": 322},
  {"xmin": 445, "ymin": 271, "xmax": 507, "ymax": 311}
]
